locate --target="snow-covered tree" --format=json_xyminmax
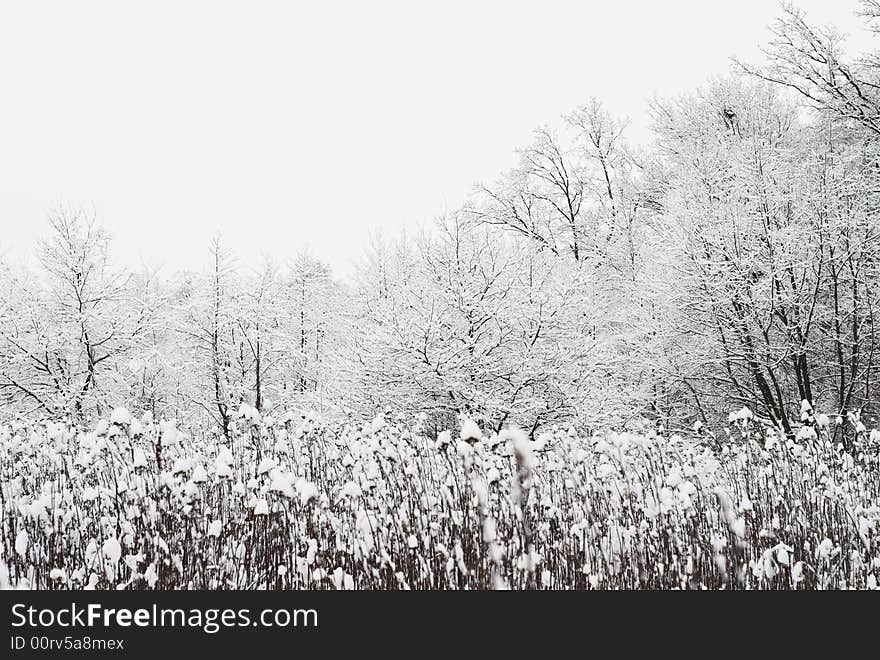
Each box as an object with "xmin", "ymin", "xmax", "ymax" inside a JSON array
[
  {"xmin": 348, "ymin": 215, "xmax": 632, "ymax": 434},
  {"xmin": 648, "ymin": 78, "xmax": 880, "ymax": 433}
]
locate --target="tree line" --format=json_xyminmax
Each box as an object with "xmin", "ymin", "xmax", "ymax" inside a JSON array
[{"xmin": 3, "ymin": 2, "xmax": 880, "ymax": 440}]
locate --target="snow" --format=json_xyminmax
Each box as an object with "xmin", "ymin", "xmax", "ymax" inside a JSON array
[
  {"xmin": 215, "ymin": 446, "xmax": 234, "ymax": 478},
  {"xmin": 191, "ymin": 464, "xmax": 208, "ymax": 483},
  {"xmin": 332, "ymin": 567, "xmax": 355, "ymax": 590},
  {"xmin": 341, "ymin": 481, "xmax": 362, "ymax": 498},
  {"xmin": 369, "ymin": 414, "xmax": 386, "ymax": 434},
  {"xmin": 435, "ymin": 430, "xmax": 452, "ymax": 449},
  {"xmin": 215, "ymin": 459, "xmax": 233, "ymax": 478},
  {"xmin": 172, "ymin": 457, "xmax": 192, "ymax": 474},
  {"xmin": 110, "ymin": 406, "xmax": 132, "ymax": 426},
  {"xmin": 238, "ymin": 403, "xmax": 262, "ymax": 425},
  {"xmin": 296, "ymin": 480, "xmax": 319, "ymax": 505},
  {"xmin": 102, "ymin": 537, "xmax": 122, "ymax": 564},
  {"xmin": 505, "ymin": 426, "xmax": 535, "ymax": 470},
  {"xmin": 775, "ymin": 544, "xmax": 791, "ymax": 566},
  {"xmin": 3, "ymin": 405, "xmax": 878, "ymax": 591},
  {"xmin": 144, "ymin": 564, "xmax": 158, "ymax": 588},
  {"xmin": 132, "ymin": 448, "xmax": 148, "ymax": 469},
  {"xmin": 14, "ymin": 530, "xmax": 28, "ymax": 558},
  {"xmin": 459, "ymin": 418, "xmax": 482, "ymax": 442},
  {"xmin": 729, "ymin": 406, "xmax": 753, "ymax": 423}
]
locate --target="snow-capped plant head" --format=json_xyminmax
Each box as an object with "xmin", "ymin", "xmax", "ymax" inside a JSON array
[{"xmin": 459, "ymin": 416, "xmax": 482, "ymax": 443}]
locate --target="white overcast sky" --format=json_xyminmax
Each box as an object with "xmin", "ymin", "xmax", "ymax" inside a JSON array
[{"xmin": 0, "ymin": 1, "xmax": 872, "ymax": 277}]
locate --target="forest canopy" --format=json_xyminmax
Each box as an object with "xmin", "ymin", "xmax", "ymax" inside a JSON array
[{"xmin": 4, "ymin": 2, "xmax": 880, "ymax": 443}]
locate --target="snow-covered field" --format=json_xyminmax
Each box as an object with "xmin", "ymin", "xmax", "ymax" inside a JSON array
[{"xmin": 2, "ymin": 405, "xmax": 878, "ymax": 590}]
